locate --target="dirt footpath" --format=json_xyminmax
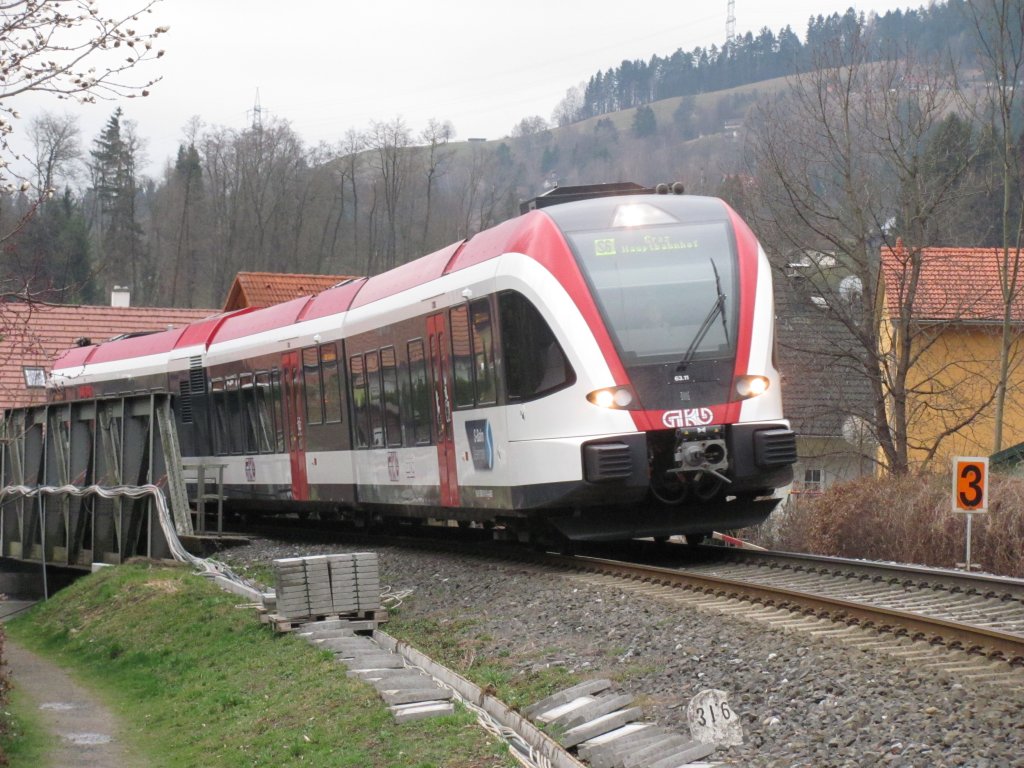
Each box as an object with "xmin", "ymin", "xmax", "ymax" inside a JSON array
[{"xmin": 3, "ymin": 602, "xmax": 147, "ymax": 768}]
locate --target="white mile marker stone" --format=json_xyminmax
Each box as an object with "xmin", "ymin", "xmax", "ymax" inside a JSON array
[{"xmin": 687, "ymin": 688, "xmax": 743, "ymax": 746}]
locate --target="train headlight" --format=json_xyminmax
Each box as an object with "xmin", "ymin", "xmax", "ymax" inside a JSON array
[
  {"xmin": 587, "ymin": 386, "xmax": 635, "ymax": 409},
  {"xmin": 735, "ymin": 375, "xmax": 770, "ymax": 399},
  {"xmin": 611, "ymin": 203, "xmax": 678, "ymax": 228}
]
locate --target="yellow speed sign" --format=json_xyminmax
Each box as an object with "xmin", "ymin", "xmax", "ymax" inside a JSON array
[{"xmin": 952, "ymin": 457, "xmax": 988, "ymax": 513}]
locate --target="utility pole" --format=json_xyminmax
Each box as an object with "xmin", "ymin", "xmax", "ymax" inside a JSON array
[
  {"xmin": 248, "ymin": 89, "xmax": 265, "ymax": 133},
  {"xmin": 726, "ymin": 0, "xmax": 736, "ymax": 48}
]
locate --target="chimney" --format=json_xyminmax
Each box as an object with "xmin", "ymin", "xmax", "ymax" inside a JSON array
[{"xmin": 111, "ymin": 286, "xmax": 130, "ymax": 307}]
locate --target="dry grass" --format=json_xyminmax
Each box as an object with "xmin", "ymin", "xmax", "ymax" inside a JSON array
[{"xmin": 750, "ymin": 472, "xmax": 1024, "ymax": 578}]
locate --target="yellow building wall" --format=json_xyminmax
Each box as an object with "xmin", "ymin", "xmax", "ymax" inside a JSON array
[{"xmin": 902, "ymin": 324, "xmax": 1024, "ymax": 468}]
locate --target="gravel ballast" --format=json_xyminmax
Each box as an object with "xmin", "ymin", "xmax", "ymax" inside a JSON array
[{"xmin": 224, "ymin": 539, "xmax": 1024, "ymax": 767}]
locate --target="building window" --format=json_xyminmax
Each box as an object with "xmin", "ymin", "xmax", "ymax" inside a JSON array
[
  {"xmin": 23, "ymin": 367, "xmax": 46, "ymax": 388},
  {"xmin": 802, "ymin": 468, "xmax": 823, "ymax": 494}
]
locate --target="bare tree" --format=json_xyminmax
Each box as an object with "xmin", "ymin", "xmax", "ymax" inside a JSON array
[
  {"xmin": 336, "ymin": 128, "xmax": 364, "ymax": 271},
  {"xmin": 27, "ymin": 112, "xmax": 82, "ymax": 193},
  {"xmin": 510, "ymin": 116, "xmax": 549, "ymax": 138},
  {"xmin": 963, "ymin": 0, "xmax": 1024, "ymax": 452},
  {"xmin": 418, "ymin": 118, "xmax": 454, "ymax": 252},
  {"xmin": 367, "ymin": 117, "xmax": 413, "ymax": 271},
  {"xmin": 552, "ymin": 84, "xmax": 585, "ymax": 127},
  {"xmin": 747, "ymin": 34, "xmax": 978, "ymax": 474},
  {"xmin": 0, "ymin": 0, "xmax": 168, "ymax": 191}
]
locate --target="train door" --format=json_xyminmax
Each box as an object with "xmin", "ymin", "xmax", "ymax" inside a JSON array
[
  {"xmin": 427, "ymin": 313, "xmax": 460, "ymax": 506},
  {"xmin": 281, "ymin": 350, "xmax": 310, "ymax": 501}
]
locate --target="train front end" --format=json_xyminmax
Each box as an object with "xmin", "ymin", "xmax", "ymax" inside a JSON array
[{"xmin": 536, "ymin": 188, "xmax": 796, "ymax": 541}]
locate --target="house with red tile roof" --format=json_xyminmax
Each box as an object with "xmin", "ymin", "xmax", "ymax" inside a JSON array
[
  {"xmin": 221, "ymin": 271, "xmax": 357, "ymax": 312},
  {"xmin": 880, "ymin": 241, "xmax": 1024, "ymax": 466},
  {"xmin": 0, "ymin": 302, "xmax": 216, "ymax": 409}
]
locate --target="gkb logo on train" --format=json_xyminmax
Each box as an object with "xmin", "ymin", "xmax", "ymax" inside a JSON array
[{"xmin": 662, "ymin": 408, "xmax": 714, "ymax": 428}]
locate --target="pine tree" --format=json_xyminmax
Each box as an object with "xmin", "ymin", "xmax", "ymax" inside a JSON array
[
  {"xmin": 169, "ymin": 142, "xmax": 203, "ymax": 305},
  {"xmin": 88, "ymin": 108, "xmax": 146, "ymax": 302},
  {"xmin": 632, "ymin": 105, "xmax": 657, "ymax": 138}
]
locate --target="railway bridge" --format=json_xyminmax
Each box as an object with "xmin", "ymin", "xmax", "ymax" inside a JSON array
[{"xmin": 1, "ymin": 393, "xmax": 214, "ymax": 571}]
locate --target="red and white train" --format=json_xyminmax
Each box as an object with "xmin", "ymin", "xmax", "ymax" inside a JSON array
[{"xmin": 50, "ymin": 182, "xmax": 796, "ymax": 543}]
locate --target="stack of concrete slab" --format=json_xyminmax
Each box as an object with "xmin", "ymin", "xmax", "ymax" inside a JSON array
[
  {"xmin": 272, "ymin": 557, "xmax": 311, "ymax": 618},
  {"xmin": 272, "ymin": 553, "xmax": 381, "ymax": 621},
  {"xmin": 304, "ymin": 555, "xmax": 333, "ymax": 616},
  {"xmin": 353, "ymin": 552, "xmax": 380, "ymax": 610},
  {"xmin": 297, "ymin": 622, "xmax": 454, "ymax": 722},
  {"xmin": 525, "ymin": 680, "xmax": 716, "ymax": 767},
  {"xmin": 327, "ymin": 554, "xmax": 359, "ymax": 614}
]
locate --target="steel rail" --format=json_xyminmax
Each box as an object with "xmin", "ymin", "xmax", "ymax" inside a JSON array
[
  {"xmin": 548, "ymin": 553, "xmax": 1024, "ymax": 663},
  {"xmin": 709, "ymin": 546, "xmax": 1024, "ymax": 597}
]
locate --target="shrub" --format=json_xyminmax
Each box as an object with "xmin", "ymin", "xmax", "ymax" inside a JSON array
[{"xmin": 750, "ymin": 472, "xmax": 1024, "ymax": 577}]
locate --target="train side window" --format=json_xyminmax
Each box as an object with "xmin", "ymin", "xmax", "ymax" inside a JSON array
[
  {"xmin": 254, "ymin": 372, "xmax": 275, "ymax": 453},
  {"xmin": 349, "ymin": 354, "xmax": 369, "ymax": 448},
  {"xmin": 366, "ymin": 350, "xmax": 384, "ymax": 448},
  {"xmin": 471, "ymin": 299, "xmax": 497, "ymax": 405},
  {"xmin": 210, "ymin": 378, "xmax": 228, "ymax": 455},
  {"xmin": 239, "ymin": 373, "xmax": 258, "ymax": 454},
  {"xmin": 320, "ymin": 343, "xmax": 343, "ymax": 424},
  {"xmin": 450, "ymin": 304, "xmax": 474, "ymax": 408},
  {"xmin": 225, "ymin": 376, "xmax": 242, "ymax": 454},
  {"xmin": 270, "ymin": 368, "xmax": 285, "ymax": 453},
  {"xmin": 499, "ymin": 291, "xmax": 575, "ymax": 401},
  {"xmin": 381, "ymin": 346, "xmax": 402, "ymax": 447},
  {"xmin": 407, "ymin": 339, "xmax": 431, "ymax": 445},
  {"xmin": 302, "ymin": 347, "xmax": 324, "ymax": 425}
]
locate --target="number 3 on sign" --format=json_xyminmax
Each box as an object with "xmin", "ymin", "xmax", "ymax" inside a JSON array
[{"xmin": 952, "ymin": 456, "xmax": 988, "ymax": 513}]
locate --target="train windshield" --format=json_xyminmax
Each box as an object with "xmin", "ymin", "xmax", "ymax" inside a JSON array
[{"xmin": 567, "ymin": 219, "xmax": 737, "ymax": 364}]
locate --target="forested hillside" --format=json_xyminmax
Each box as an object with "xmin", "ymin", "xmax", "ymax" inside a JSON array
[
  {"xmin": 0, "ymin": 0, "xmax": 1017, "ymax": 311},
  {"xmin": 564, "ymin": 1, "xmax": 976, "ymax": 122}
]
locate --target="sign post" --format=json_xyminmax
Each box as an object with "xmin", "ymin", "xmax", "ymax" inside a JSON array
[{"xmin": 951, "ymin": 456, "xmax": 989, "ymax": 571}]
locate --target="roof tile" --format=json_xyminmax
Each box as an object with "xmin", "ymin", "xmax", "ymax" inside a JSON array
[
  {"xmin": 222, "ymin": 271, "xmax": 357, "ymax": 311},
  {"xmin": 881, "ymin": 244, "xmax": 1024, "ymax": 321}
]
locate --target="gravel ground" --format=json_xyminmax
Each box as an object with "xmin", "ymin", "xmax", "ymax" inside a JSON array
[{"xmin": 223, "ymin": 538, "xmax": 1024, "ymax": 768}]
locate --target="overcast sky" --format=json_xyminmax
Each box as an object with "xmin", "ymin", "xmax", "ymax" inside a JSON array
[{"xmin": 14, "ymin": 0, "xmax": 895, "ymax": 178}]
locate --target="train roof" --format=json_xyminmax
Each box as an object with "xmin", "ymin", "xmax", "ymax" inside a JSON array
[{"xmin": 51, "ymin": 188, "xmax": 737, "ymax": 374}]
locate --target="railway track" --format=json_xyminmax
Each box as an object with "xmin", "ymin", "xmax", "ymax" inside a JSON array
[
  {"xmin": 222, "ymin": 523, "xmax": 1024, "ymax": 765},
  {"xmin": 547, "ymin": 545, "xmax": 1024, "ymax": 665},
  {"xmin": 226, "ymin": 519, "xmax": 1024, "ymax": 665}
]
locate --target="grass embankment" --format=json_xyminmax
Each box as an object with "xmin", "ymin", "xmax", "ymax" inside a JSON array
[{"xmin": 5, "ymin": 562, "xmax": 514, "ymax": 768}]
